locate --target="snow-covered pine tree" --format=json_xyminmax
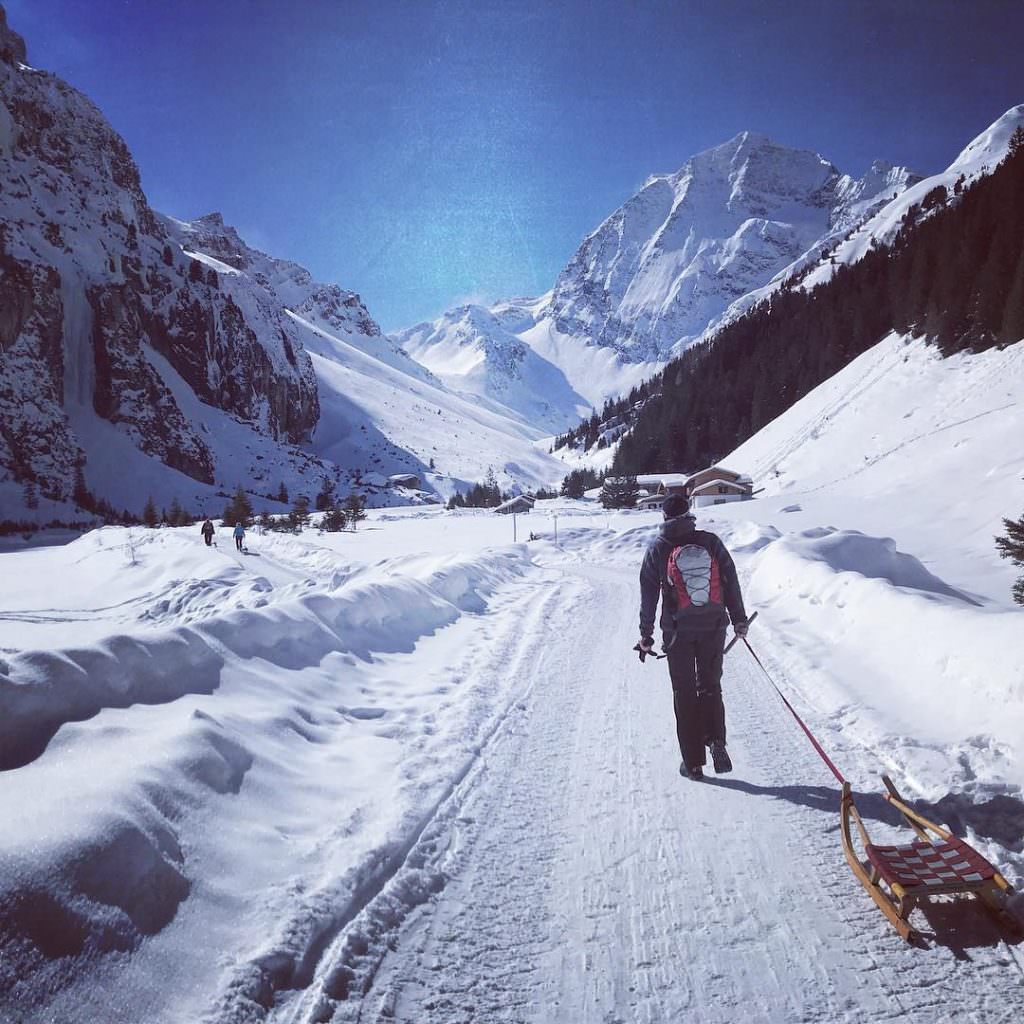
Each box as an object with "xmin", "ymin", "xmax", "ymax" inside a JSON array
[
  {"xmin": 73, "ymin": 466, "xmax": 92, "ymax": 511},
  {"xmin": 143, "ymin": 496, "xmax": 158, "ymax": 527},
  {"xmin": 560, "ymin": 467, "xmax": 600, "ymax": 498},
  {"xmin": 321, "ymin": 508, "xmax": 348, "ymax": 532},
  {"xmin": 231, "ymin": 485, "xmax": 254, "ymax": 527},
  {"xmin": 996, "ymin": 512, "xmax": 1024, "ymax": 605},
  {"xmin": 600, "ymin": 476, "xmax": 639, "ymax": 509}
]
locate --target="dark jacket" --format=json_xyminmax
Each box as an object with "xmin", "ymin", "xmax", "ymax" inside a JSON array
[
  {"xmin": 639, "ymin": 514, "xmax": 747, "ymax": 641},
  {"xmin": 201, "ymin": 520, "xmax": 215, "ymax": 536}
]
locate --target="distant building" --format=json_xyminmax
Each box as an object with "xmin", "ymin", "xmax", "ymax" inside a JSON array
[
  {"xmin": 686, "ymin": 465, "xmax": 754, "ymax": 507},
  {"xmin": 494, "ymin": 494, "xmax": 535, "ymax": 515},
  {"xmin": 637, "ymin": 493, "xmax": 666, "ymax": 511},
  {"xmin": 635, "ymin": 474, "xmax": 689, "ymax": 496},
  {"xmin": 633, "ymin": 468, "xmax": 754, "ymax": 509}
]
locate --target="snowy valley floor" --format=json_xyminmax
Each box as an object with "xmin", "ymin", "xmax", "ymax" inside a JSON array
[{"xmin": 1, "ymin": 503, "xmax": 1023, "ymax": 1024}]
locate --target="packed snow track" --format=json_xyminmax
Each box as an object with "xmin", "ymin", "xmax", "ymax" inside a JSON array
[{"xmin": 291, "ymin": 561, "xmax": 1024, "ymax": 1024}]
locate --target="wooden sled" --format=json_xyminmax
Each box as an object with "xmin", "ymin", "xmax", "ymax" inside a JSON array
[{"xmin": 840, "ymin": 775, "xmax": 1019, "ymax": 943}]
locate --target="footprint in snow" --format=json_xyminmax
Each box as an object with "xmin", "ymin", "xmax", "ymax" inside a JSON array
[{"xmin": 342, "ymin": 706, "xmax": 387, "ymax": 720}]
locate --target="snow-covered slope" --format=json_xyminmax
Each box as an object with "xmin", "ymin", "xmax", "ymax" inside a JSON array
[
  {"xmin": 725, "ymin": 330, "xmax": 1024, "ymax": 602},
  {"xmin": 398, "ymin": 133, "xmax": 919, "ymax": 421},
  {"xmin": 683, "ymin": 329, "xmax": 1024, "ymax": 868},
  {"xmin": 169, "ymin": 217, "xmax": 566, "ymax": 498}
]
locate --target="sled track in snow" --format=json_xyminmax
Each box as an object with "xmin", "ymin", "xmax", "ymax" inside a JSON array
[{"xmin": 204, "ymin": 572, "xmax": 587, "ymax": 1024}]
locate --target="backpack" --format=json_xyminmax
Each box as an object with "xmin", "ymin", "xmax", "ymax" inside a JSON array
[{"xmin": 666, "ymin": 543, "xmax": 723, "ymax": 610}]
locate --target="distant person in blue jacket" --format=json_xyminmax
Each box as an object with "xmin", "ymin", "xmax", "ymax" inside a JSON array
[
  {"xmin": 638, "ymin": 493, "xmax": 748, "ymax": 780},
  {"xmin": 233, "ymin": 522, "xmax": 245, "ymax": 552}
]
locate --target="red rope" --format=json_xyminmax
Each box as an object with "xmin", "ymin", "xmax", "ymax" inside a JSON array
[{"xmin": 742, "ymin": 639, "xmax": 847, "ymax": 785}]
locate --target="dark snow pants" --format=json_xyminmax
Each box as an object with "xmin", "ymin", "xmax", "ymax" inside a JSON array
[
  {"xmin": 666, "ymin": 628, "xmax": 727, "ymax": 769},
  {"xmin": 235, "ymin": 536, "xmax": 243, "ymax": 551}
]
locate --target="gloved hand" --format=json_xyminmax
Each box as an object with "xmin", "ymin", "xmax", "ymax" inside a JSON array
[
  {"xmin": 635, "ymin": 636, "xmax": 656, "ymax": 662},
  {"xmin": 733, "ymin": 620, "xmax": 749, "ymax": 638}
]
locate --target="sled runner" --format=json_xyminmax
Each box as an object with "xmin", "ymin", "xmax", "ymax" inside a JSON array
[{"xmin": 840, "ymin": 774, "xmax": 1019, "ymax": 943}]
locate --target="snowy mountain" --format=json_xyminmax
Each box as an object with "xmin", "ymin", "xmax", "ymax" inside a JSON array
[
  {"xmin": 551, "ymin": 103, "xmax": 1024, "ymax": 468},
  {"xmin": 546, "ymin": 133, "xmax": 919, "ymax": 361},
  {"xmin": 396, "ymin": 299, "xmax": 591, "ymax": 433},
  {"xmin": 396, "ymin": 135, "xmax": 920, "ymax": 422},
  {"xmin": 714, "ymin": 104, "xmax": 1024, "ymax": 327},
  {"xmin": 0, "ymin": 7, "xmax": 564, "ymax": 521},
  {"xmin": 395, "ymin": 296, "xmax": 664, "ymax": 428}
]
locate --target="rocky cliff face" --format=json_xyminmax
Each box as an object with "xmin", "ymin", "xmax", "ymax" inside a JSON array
[
  {"xmin": 546, "ymin": 132, "xmax": 921, "ymax": 362},
  {"xmin": 0, "ymin": 8, "xmax": 319, "ymax": 505}
]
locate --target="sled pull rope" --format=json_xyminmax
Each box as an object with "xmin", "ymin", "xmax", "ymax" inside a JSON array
[{"xmin": 742, "ymin": 640, "xmax": 847, "ymax": 786}]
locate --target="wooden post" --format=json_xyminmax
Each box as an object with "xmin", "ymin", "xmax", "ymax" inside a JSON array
[{"xmin": 513, "ymin": 512, "xmax": 517, "ymax": 542}]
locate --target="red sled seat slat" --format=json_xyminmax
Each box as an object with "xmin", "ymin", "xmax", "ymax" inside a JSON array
[{"xmin": 865, "ymin": 837, "xmax": 997, "ymax": 891}]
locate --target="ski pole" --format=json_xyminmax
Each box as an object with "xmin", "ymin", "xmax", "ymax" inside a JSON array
[{"xmin": 723, "ymin": 610, "xmax": 758, "ymax": 655}]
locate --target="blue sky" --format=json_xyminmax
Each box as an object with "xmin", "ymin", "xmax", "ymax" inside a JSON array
[{"xmin": 6, "ymin": 0, "xmax": 1024, "ymax": 330}]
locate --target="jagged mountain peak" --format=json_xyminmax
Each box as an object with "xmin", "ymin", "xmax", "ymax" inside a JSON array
[
  {"xmin": 673, "ymin": 131, "xmax": 836, "ymax": 189},
  {"xmin": 0, "ymin": 4, "xmax": 26, "ymax": 66},
  {"xmin": 543, "ymin": 131, "xmax": 916, "ymax": 364}
]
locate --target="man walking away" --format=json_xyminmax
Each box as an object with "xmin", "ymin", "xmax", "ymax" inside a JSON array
[
  {"xmin": 201, "ymin": 518, "xmax": 215, "ymax": 547},
  {"xmin": 639, "ymin": 493, "xmax": 748, "ymax": 780},
  {"xmin": 233, "ymin": 521, "xmax": 246, "ymax": 552}
]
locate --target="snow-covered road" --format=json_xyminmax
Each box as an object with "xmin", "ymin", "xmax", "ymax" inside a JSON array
[
  {"xmin": 2, "ymin": 511, "xmax": 1023, "ymax": 1023},
  {"xmin": 305, "ymin": 562, "xmax": 1024, "ymax": 1024}
]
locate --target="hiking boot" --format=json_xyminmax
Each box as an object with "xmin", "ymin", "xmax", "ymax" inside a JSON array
[
  {"xmin": 679, "ymin": 761, "xmax": 704, "ymax": 780},
  {"xmin": 710, "ymin": 741, "xmax": 732, "ymax": 774}
]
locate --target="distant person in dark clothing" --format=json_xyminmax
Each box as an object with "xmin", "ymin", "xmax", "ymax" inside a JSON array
[
  {"xmin": 201, "ymin": 518, "xmax": 215, "ymax": 546},
  {"xmin": 639, "ymin": 493, "xmax": 748, "ymax": 780},
  {"xmin": 233, "ymin": 522, "xmax": 245, "ymax": 552}
]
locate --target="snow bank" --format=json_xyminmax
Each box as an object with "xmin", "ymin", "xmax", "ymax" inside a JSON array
[
  {"xmin": 0, "ymin": 545, "xmax": 531, "ymax": 770},
  {"xmin": 0, "ymin": 523, "xmax": 551, "ymax": 1017},
  {"xmin": 744, "ymin": 526, "xmax": 1024, "ymax": 787}
]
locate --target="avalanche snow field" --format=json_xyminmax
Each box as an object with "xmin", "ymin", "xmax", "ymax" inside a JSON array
[{"xmin": 1, "ymin": 503, "xmax": 1023, "ymax": 1024}]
